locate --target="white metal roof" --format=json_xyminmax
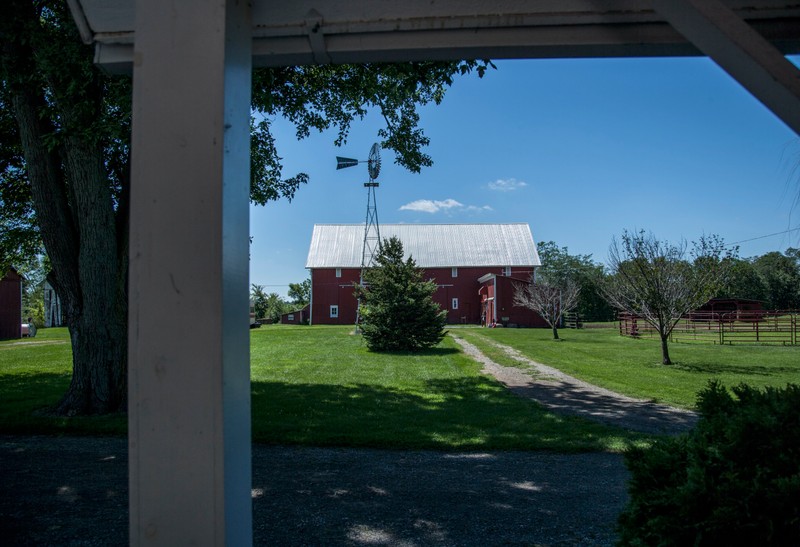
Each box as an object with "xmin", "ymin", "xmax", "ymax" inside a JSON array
[{"xmin": 306, "ymin": 223, "xmax": 540, "ymax": 269}]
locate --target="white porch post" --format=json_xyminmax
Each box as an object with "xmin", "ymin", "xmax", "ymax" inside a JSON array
[{"xmin": 128, "ymin": 0, "xmax": 252, "ymax": 544}]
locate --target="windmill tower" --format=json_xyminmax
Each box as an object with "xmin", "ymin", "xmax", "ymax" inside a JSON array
[{"xmin": 336, "ymin": 143, "xmax": 382, "ymax": 327}]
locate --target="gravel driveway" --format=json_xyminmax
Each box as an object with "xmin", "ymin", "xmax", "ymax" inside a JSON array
[{"xmin": 1, "ymin": 435, "xmax": 629, "ymax": 546}]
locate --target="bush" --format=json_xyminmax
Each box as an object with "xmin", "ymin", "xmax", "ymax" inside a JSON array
[{"xmin": 617, "ymin": 381, "xmax": 800, "ymax": 546}]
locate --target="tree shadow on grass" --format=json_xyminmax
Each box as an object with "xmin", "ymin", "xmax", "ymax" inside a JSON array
[
  {"xmin": 674, "ymin": 362, "xmax": 798, "ymax": 376},
  {"xmin": 2, "ymin": 371, "xmax": 641, "ymax": 451},
  {"xmin": 251, "ymin": 376, "xmax": 642, "ymax": 452},
  {"xmin": 0, "ymin": 373, "xmax": 125, "ymax": 435},
  {"xmin": 366, "ymin": 347, "xmax": 462, "ymax": 357}
]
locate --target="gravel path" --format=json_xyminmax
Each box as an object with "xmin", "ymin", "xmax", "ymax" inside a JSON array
[
  {"xmin": 1, "ymin": 435, "xmax": 629, "ymax": 546},
  {"xmin": 451, "ymin": 333, "xmax": 697, "ymax": 435}
]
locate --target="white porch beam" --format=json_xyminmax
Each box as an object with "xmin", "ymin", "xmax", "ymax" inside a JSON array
[
  {"xmin": 654, "ymin": 0, "xmax": 800, "ymax": 135},
  {"xmin": 128, "ymin": 0, "xmax": 252, "ymax": 544}
]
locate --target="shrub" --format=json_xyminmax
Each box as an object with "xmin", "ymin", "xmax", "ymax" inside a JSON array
[{"xmin": 617, "ymin": 381, "xmax": 800, "ymax": 546}]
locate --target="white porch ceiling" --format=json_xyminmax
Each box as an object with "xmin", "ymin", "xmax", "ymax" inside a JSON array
[
  {"xmin": 67, "ymin": 0, "xmax": 800, "ymax": 134},
  {"xmin": 68, "ymin": 1, "xmax": 800, "ymax": 66}
]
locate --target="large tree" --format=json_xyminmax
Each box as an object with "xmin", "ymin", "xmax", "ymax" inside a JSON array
[
  {"xmin": 0, "ymin": 0, "xmax": 492, "ymax": 415},
  {"xmin": 718, "ymin": 256, "xmax": 770, "ymax": 303},
  {"xmin": 752, "ymin": 250, "xmax": 800, "ymax": 309},
  {"xmin": 2, "ymin": 1, "xmax": 131, "ymax": 414},
  {"xmin": 600, "ymin": 230, "xmax": 733, "ymax": 365},
  {"xmin": 287, "ymin": 278, "xmax": 311, "ymax": 308},
  {"xmin": 356, "ymin": 237, "xmax": 447, "ymax": 351},
  {"xmin": 251, "ymin": 285, "xmax": 290, "ymax": 324},
  {"xmin": 715, "ymin": 249, "xmax": 800, "ymax": 310}
]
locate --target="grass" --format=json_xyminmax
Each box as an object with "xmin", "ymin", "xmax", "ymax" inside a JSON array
[
  {"xmin": 0, "ymin": 325, "xmax": 649, "ymax": 452},
  {"xmin": 455, "ymin": 326, "xmax": 799, "ymax": 409},
  {"xmin": 250, "ymin": 325, "xmax": 646, "ymax": 451},
  {"xmin": 0, "ymin": 328, "xmax": 126, "ymax": 435}
]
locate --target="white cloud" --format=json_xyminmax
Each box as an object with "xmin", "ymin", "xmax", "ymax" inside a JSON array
[
  {"xmin": 465, "ymin": 205, "xmax": 494, "ymax": 213},
  {"xmin": 488, "ymin": 178, "xmax": 528, "ymax": 192},
  {"xmin": 399, "ymin": 199, "xmax": 464, "ymax": 213}
]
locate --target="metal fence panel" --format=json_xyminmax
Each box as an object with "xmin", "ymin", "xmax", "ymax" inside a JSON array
[{"xmin": 618, "ymin": 311, "xmax": 799, "ymax": 346}]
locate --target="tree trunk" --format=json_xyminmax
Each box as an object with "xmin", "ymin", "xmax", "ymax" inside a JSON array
[
  {"xmin": 3, "ymin": 1, "xmax": 129, "ymax": 415},
  {"xmin": 56, "ymin": 308, "xmax": 127, "ymax": 415},
  {"xmin": 552, "ymin": 324, "xmax": 560, "ymax": 340},
  {"xmin": 660, "ymin": 334, "xmax": 672, "ymax": 365}
]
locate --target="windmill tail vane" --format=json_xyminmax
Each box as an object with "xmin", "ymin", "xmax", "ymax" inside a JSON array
[
  {"xmin": 335, "ymin": 143, "xmax": 381, "ymax": 182},
  {"xmin": 336, "ymin": 156, "xmax": 359, "ymax": 170}
]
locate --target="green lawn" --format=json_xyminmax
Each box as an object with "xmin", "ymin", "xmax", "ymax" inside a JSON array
[
  {"xmin": 0, "ymin": 328, "xmax": 126, "ymax": 435},
  {"xmin": 454, "ymin": 326, "xmax": 799, "ymax": 409},
  {"xmin": 250, "ymin": 325, "xmax": 645, "ymax": 451},
  {"xmin": 0, "ymin": 325, "xmax": 648, "ymax": 452}
]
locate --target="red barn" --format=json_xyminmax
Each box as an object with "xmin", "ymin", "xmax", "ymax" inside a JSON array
[
  {"xmin": 305, "ymin": 223, "xmax": 547, "ymax": 327},
  {"xmin": 0, "ymin": 268, "xmax": 23, "ymax": 341}
]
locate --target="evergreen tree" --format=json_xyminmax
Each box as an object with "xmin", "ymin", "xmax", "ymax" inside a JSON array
[{"xmin": 356, "ymin": 237, "xmax": 447, "ymax": 351}]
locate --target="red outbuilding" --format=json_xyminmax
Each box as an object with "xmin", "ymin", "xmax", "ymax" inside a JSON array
[
  {"xmin": 305, "ymin": 223, "xmax": 548, "ymax": 327},
  {"xmin": 280, "ymin": 305, "xmax": 310, "ymax": 325},
  {"xmin": 0, "ymin": 268, "xmax": 23, "ymax": 341}
]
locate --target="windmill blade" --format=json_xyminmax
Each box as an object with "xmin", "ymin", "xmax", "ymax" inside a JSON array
[
  {"xmin": 368, "ymin": 143, "xmax": 381, "ymax": 180},
  {"xmin": 336, "ymin": 156, "xmax": 359, "ymax": 170}
]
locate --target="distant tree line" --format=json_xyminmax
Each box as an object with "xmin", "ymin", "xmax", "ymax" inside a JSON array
[
  {"xmin": 533, "ymin": 241, "xmax": 616, "ymax": 323},
  {"xmin": 534, "ymin": 240, "xmax": 800, "ymax": 323},
  {"xmin": 250, "ymin": 279, "xmax": 310, "ymax": 324},
  {"xmin": 718, "ymin": 249, "xmax": 800, "ymax": 309}
]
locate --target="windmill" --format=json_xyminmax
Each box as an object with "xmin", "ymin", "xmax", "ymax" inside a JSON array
[{"xmin": 336, "ymin": 143, "xmax": 382, "ymax": 327}]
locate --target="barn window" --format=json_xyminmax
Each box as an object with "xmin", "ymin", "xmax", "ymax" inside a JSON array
[
  {"xmin": 335, "ymin": 268, "xmax": 341, "ymax": 278},
  {"xmin": 330, "ymin": 305, "xmax": 339, "ymax": 318},
  {"xmin": 503, "ymin": 266, "xmax": 511, "ymax": 276},
  {"xmin": 287, "ymin": 314, "xmax": 294, "ymax": 321},
  {"xmin": 451, "ymin": 267, "xmax": 458, "ymax": 278},
  {"xmin": 452, "ymin": 298, "xmax": 459, "ymax": 310}
]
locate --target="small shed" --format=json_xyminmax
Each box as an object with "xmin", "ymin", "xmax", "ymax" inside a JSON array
[
  {"xmin": 0, "ymin": 269, "xmax": 23, "ymax": 340},
  {"xmin": 693, "ymin": 297, "xmax": 764, "ymax": 320},
  {"xmin": 281, "ymin": 305, "xmax": 309, "ymax": 325}
]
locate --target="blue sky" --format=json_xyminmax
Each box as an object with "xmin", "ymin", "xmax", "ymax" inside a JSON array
[{"xmin": 250, "ymin": 57, "xmax": 800, "ymax": 297}]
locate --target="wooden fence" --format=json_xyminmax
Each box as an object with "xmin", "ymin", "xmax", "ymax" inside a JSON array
[
  {"xmin": 618, "ymin": 310, "xmax": 799, "ymax": 346},
  {"xmin": 563, "ymin": 312, "xmax": 583, "ymax": 329}
]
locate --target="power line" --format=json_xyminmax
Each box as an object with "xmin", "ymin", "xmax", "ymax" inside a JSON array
[{"xmin": 729, "ymin": 226, "xmax": 800, "ymax": 246}]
